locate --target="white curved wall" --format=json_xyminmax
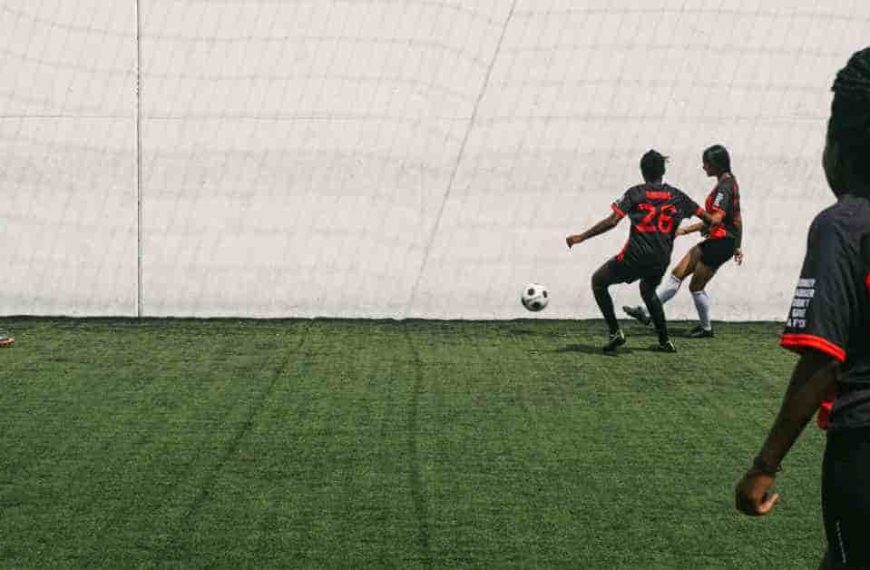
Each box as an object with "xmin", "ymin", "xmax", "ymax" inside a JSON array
[{"xmin": 1, "ymin": 1, "xmax": 868, "ymax": 319}]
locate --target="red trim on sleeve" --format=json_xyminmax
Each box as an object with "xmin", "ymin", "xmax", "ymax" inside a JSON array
[
  {"xmin": 611, "ymin": 203, "xmax": 626, "ymax": 218},
  {"xmin": 707, "ymin": 205, "xmax": 726, "ymax": 216},
  {"xmin": 694, "ymin": 207, "xmax": 705, "ymax": 217},
  {"xmin": 780, "ymin": 333, "xmax": 846, "ymax": 363}
]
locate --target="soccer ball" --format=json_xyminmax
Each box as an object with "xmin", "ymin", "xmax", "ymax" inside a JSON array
[{"xmin": 521, "ymin": 283, "xmax": 549, "ymax": 312}]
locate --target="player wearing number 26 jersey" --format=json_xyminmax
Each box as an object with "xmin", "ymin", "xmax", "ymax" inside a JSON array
[
  {"xmin": 566, "ymin": 150, "xmax": 713, "ymax": 353},
  {"xmin": 611, "ymin": 183, "xmax": 705, "ymax": 270}
]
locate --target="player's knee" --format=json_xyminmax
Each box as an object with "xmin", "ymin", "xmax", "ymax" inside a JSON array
[
  {"xmin": 590, "ymin": 271, "xmax": 606, "ymax": 290},
  {"xmin": 689, "ymin": 273, "xmax": 713, "ymax": 293},
  {"xmin": 591, "ymin": 280, "xmax": 606, "ymax": 296}
]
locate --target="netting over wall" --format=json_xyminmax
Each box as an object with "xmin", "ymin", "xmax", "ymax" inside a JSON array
[{"xmin": 2, "ymin": 1, "xmax": 869, "ymax": 318}]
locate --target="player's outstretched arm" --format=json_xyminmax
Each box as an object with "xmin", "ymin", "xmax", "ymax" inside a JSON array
[
  {"xmin": 735, "ymin": 350, "xmax": 838, "ymax": 516},
  {"xmin": 676, "ymin": 211, "xmax": 722, "ymax": 236},
  {"xmin": 566, "ymin": 211, "xmax": 621, "ymax": 248},
  {"xmin": 676, "ymin": 222, "xmax": 704, "ymax": 236}
]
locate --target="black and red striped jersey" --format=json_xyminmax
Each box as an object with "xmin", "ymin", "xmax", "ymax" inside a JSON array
[
  {"xmin": 781, "ymin": 194, "xmax": 870, "ymax": 431},
  {"xmin": 611, "ymin": 183, "xmax": 703, "ymax": 268},
  {"xmin": 704, "ymin": 177, "xmax": 742, "ymax": 241}
]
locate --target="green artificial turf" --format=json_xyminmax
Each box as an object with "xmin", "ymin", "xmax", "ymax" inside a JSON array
[{"xmin": 0, "ymin": 318, "xmax": 826, "ymax": 568}]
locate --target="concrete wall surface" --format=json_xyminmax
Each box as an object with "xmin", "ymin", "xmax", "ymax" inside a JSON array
[{"xmin": 1, "ymin": 0, "xmax": 868, "ymax": 319}]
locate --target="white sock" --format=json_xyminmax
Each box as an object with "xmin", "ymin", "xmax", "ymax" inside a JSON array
[
  {"xmin": 657, "ymin": 274, "xmax": 683, "ymax": 305},
  {"xmin": 692, "ymin": 290, "xmax": 712, "ymax": 331}
]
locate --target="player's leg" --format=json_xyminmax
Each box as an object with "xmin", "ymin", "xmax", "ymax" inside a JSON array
[
  {"xmin": 820, "ymin": 427, "xmax": 870, "ymax": 569},
  {"xmin": 686, "ymin": 238, "xmax": 737, "ymax": 337},
  {"xmin": 660, "ymin": 245, "xmax": 699, "ymax": 302},
  {"xmin": 591, "ymin": 259, "xmax": 627, "ymax": 352},
  {"xmin": 623, "ymin": 246, "xmax": 701, "ymax": 324},
  {"xmin": 639, "ymin": 274, "xmax": 674, "ymax": 352},
  {"xmin": 686, "ymin": 262, "xmax": 717, "ymax": 337}
]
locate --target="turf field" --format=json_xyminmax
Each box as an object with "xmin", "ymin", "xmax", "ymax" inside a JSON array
[{"xmin": 0, "ymin": 318, "xmax": 825, "ymax": 568}]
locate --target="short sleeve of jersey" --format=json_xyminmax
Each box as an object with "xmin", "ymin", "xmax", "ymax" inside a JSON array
[
  {"xmin": 612, "ymin": 186, "xmax": 641, "ymax": 218},
  {"xmin": 709, "ymin": 181, "xmax": 733, "ymax": 216},
  {"xmin": 675, "ymin": 190, "xmax": 702, "ymax": 218},
  {"xmin": 780, "ymin": 215, "xmax": 858, "ymax": 362}
]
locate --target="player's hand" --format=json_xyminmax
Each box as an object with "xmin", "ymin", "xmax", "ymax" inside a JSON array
[
  {"xmin": 735, "ymin": 470, "xmax": 779, "ymax": 516},
  {"xmin": 566, "ymin": 235, "xmax": 582, "ymax": 249},
  {"xmin": 676, "ymin": 227, "xmax": 687, "ymax": 236},
  {"xmin": 734, "ymin": 249, "xmax": 744, "ymax": 265}
]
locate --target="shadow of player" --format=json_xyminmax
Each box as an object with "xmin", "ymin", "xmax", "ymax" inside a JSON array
[{"xmin": 555, "ymin": 343, "xmax": 665, "ymax": 356}]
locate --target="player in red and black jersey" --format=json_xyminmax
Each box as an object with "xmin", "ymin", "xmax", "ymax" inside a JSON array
[
  {"xmin": 566, "ymin": 150, "xmax": 713, "ymax": 353},
  {"xmin": 735, "ymin": 47, "xmax": 870, "ymax": 569},
  {"xmin": 623, "ymin": 144, "xmax": 743, "ymax": 338}
]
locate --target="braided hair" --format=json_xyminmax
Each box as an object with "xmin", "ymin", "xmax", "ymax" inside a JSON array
[{"xmin": 829, "ymin": 47, "xmax": 870, "ymax": 186}]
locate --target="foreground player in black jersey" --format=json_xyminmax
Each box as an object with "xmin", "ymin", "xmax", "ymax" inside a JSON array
[
  {"xmin": 623, "ymin": 144, "xmax": 743, "ymax": 338},
  {"xmin": 566, "ymin": 150, "xmax": 713, "ymax": 353},
  {"xmin": 735, "ymin": 47, "xmax": 870, "ymax": 569}
]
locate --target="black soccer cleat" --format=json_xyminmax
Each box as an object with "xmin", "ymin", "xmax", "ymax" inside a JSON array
[
  {"xmin": 602, "ymin": 330, "xmax": 626, "ymax": 353},
  {"xmin": 622, "ymin": 305, "xmax": 651, "ymax": 326},
  {"xmin": 684, "ymin": 325, "xmax": 714, "ymax": 338},
  {"xmin": 655, "ymin": 340, "xmax": 677, "ymax": 353}
]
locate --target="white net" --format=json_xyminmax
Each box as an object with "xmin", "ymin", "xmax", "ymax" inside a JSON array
[
  {"xmin": 1, "ymin": 0, "xmax": 869, "ymax": 319},
  {"xmin": 0, "ymin": 0, "xmax": 137, "ymax": 316}
]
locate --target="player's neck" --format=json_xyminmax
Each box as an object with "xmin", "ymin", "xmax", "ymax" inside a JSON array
[{"xmin": 718, "ymin": 172, "xmax": 733, "ymax": 182}]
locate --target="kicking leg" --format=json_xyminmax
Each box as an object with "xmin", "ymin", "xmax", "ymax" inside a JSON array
[{"xmin": 660, "ymin": 246, "xmax": 700, "ymax": 303}]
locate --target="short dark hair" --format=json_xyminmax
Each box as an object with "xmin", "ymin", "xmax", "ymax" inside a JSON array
[
  {"xmin": 640, "ymin": 150, "xmax": 667, "ymax": 181},
  {"xmin": 829, "ymin": 47, "xmax": 870, "ymax": 185},
  {"xmin": 702, "ymin": 145, "xmax": 731, "ymax": 176}
]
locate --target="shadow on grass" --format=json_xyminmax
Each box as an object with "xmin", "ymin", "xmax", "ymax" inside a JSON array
[{"xmin": 556, "ymin": 342, "xmax": 673, "ymax": 356}]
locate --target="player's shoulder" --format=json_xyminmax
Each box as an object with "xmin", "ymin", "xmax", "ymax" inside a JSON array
[
  {"xmin": 618, "ymin": 184, "xmax": 647, "ymax": 203},
  {"xmin": 809, "ymin": 194, "xmax": 870, "ymax": 247},
  {"xmin": 716, "ymin": 176, "xmax": 738, "ymax": 193},
  {"xmin": 663, "ymin": 183, "xmax": 688, "ymax": 197},
  {"xmin": 813, "ymin": 194, "xmax": 870, "ymax": 227}
]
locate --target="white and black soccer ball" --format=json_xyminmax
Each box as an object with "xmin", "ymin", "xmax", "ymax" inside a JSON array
[{"xmin": 521, "ymin": 283, "xmax": 549, "ymax": 312}]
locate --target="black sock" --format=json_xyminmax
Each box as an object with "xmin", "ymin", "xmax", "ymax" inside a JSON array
[{"xmin": 641, "ymin": 278, "xmax": 668, "ymax": 344}]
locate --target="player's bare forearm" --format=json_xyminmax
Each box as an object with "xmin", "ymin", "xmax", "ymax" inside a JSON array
[
  {"xmin": 566, "ymin": 212, "xmax": 620, "ymax": 247},
  {"xmin": 755, "ymin": 351, "xmax": 839, "ymax": 467},
  {"xmin": 677, "ymin": 222, "xmax": 704, "ymax": 235},
  {"xmin": 735, "ymin": 351, "xmax": 837, "ymax": 517}
]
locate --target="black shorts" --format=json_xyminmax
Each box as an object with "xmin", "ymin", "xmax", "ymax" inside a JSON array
[
  {"xmin": 822, "ymin": 426, "xmax": 870, "ymax": 566},
  {"xmin": 698, "ymin": 238, "xmax": 737, "ymax": 270},
  {"xmin": 604, "ymin": 257, "xmax": 666, "ymax": 285}
]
